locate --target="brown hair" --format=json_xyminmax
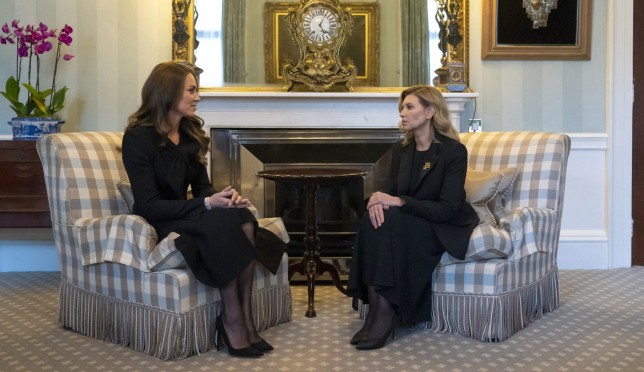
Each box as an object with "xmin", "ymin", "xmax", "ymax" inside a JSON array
[
  {"xmin": 126, "ymin": 61, "xmax": 210, "ymax": 164},
  {"xmin": 398, "ymin": 85, "xmax": 460, "ymax": 145}
]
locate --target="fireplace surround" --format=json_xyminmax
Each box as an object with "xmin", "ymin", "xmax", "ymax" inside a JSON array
[{"xmin": 211, "ymin": 128, "xmax": 402, "ymax": 276}]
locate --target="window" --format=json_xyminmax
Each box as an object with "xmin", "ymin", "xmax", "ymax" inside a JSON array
[{"xmin": 194, "ymin": 0, "xmax": 223, "ymax": 87}]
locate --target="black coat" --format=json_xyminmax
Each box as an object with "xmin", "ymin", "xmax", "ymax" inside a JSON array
[
  {"xmin": 385, "ymin": 133, "xmax": 479, "ymax": 260},
  {"xmin": 347, "ymin": 132, "xmax": 479, "ymax": 322}
]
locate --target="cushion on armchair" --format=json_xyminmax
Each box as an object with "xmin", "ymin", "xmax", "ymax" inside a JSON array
[
  {"xmin": 465, "ymin": 167, "xmax": 518, "ymax": 227},
  {"xmin": 446, "ymin": 167, "xmax": 519, "ymax": 265},
  {"xmin": 465, "ymin": 169, "xmax": 501, "ymax": 226},
  {"xmin": 490, "ymin": 167, "xmax": 518, "ymax": 223}
]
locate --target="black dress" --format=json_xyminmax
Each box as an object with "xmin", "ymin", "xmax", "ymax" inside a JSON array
[
  {"xmin": 122, "ymin": 125, "xmax": 284, "ymax": 287},
  {"xmin": 347, "ymin": 135, "xmax": 479, "ymax": 324}
]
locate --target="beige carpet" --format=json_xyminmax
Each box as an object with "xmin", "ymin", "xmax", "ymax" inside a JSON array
[{"xmin": 1, "ymin": 268, "xmax": 643, "ymax": 371}]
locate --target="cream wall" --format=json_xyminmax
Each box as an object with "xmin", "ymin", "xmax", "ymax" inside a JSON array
[{"xmin": 0, "ymin": 0, "xmax": 171, "ymax": 136}]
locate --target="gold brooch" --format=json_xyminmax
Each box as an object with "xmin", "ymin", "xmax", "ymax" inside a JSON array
[{"xmin": 423, "ymin": 162, "xmax": 431, "ymax": 170}]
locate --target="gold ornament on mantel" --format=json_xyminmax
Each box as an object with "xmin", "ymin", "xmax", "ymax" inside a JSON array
[
  {"xmin": 282, "ymin": 0, "xmax": 357, "ymax": 92},
  {"xmin": 522, "ymin": 0, "xmax": 558, "ymax": 29}
]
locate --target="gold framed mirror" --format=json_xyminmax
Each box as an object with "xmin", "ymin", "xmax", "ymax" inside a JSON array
[{"xmin": 171, "ymin": 0, "xmax": 469, "ymax": 92}]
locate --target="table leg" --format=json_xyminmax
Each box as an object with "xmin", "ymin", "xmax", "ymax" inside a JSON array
[
  {"xmin": 287, "ymin": 181, "xmax": 351, "ymax": 317},
  {"xmin": 317, "ymin": 260, "xmax": 348, "ymax": 296},
  {"xmin": 303, "ymin": 183, "xmax": 319, "ymax": 318}
]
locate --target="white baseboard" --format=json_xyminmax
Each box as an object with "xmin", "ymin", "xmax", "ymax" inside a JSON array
[{"xmin": 558, "ymin": 229, "xmax": 609, "ymax": 269}]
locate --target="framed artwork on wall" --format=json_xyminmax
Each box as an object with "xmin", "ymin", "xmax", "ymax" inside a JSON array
[
  {"xmin": 264, "ymin": 2, "xmax": 379, "ymax": 86},
  {"xmin": 481, "ymin": 0, "xmax": 592, "ymax": 60}
]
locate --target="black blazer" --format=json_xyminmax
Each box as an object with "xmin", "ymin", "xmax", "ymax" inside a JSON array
[{"xmin": 383, "ymin": 133, "xmax": 479, "ymax": 260}]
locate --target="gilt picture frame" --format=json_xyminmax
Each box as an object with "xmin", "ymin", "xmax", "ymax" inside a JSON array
[
  {"xmin": 481, "ymin": 0, "xmax": 592, "ymax": 60},
  {"xmin": 264, "ymin": 2, "xmax": 379, "ymax": 86}
]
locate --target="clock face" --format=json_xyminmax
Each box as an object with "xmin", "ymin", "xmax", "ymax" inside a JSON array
[{"xmin": 302, "ymin": 6, "xmax": 338, "ymax": 44}]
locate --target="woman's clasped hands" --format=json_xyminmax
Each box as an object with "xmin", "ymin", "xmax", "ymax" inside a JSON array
[
  {"xmin": 208, "ymin": 186, "xmax": 252, "ymax": 208},
  {"xmin": 366, "ymin": 191, "xmax": 405, "ymax": 229}
]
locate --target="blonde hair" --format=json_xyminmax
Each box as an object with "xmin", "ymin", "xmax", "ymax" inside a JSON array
[
  {"xmin": 398, "ymin": 85, "xmax": 460, "ymax": 145},
  {"xmin": 126, "ymin": 61, "xmax": 210, "ymax": 165}
]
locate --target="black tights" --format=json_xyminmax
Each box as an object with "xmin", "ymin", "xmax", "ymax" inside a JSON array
[
  {"xmin": 361, "ymin": 286, "xmax": 397, "ymax": 338},
  {"xmin": 218, "ymin": 222, "xmax": 262, "ymax": 349}
]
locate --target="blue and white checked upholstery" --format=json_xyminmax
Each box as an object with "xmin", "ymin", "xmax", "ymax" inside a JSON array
[
  {"xmin": 361, "ymin": 132, "xmax": 571, "ymax": 342},
  {"xmin": 37, "ymin": 132, "xmax": 292, "ymax": 360}
]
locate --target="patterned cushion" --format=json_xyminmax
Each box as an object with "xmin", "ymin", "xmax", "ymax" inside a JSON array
[
  {"xmin": 465, "ymin": 169, "xmax": 501, "ymax": 226},
  {"xmin": 466, "ymin": 167, "xmax": 519, "ymax": 227},
  {"xmin": 490, "ymin": 167, "xmax": 519, "ymax": 223}
]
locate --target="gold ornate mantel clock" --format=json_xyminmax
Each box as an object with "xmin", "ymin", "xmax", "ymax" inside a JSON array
[{"xmin": 282, "ymin": 0, "xmax": 357, "ymax": 92}]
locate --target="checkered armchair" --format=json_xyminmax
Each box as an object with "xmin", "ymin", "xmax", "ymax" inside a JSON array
[
  {"xmin": 360, "ymin": 131, "xmax": 571, "ymax": 342},
  {"xmin": 36, "ymin": 132, "xmax": 292, "ymax": 360}
]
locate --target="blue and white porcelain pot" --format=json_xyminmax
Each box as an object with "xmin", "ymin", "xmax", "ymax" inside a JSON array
[{"xmin": 8, "ymin": 117, "xmax": 65, "ymax": 140}]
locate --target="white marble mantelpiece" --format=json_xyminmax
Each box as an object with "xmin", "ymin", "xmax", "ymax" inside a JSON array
[{"xmin": 197, "ymin": 91, "xmax": 479, "ymax": 131}]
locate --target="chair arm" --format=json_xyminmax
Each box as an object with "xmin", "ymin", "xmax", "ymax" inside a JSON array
[
  {"xmin": 73, "ymin": 213, "xmax": 290, "ymax": 273},
  {"xmin": 499, "ymin": 207, "xmax": 560, "ymax": 260},
  {"xmin": 73, "ymin": 214, "xmax": 158, "ymax": 272}
]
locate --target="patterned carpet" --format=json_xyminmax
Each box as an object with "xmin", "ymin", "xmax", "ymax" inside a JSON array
[{"xmin": 1, "ymin": 268, "xmax": 643, "ymax": 371}]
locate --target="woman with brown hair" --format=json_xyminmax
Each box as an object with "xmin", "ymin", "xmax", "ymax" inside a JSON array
[
  {"xmin": 347, "ymin": 85, "xmax": 479, "ymax": 350},
  {"xmin": 122, "ymin": 61, "xmax": 283, "ymax": 358}
]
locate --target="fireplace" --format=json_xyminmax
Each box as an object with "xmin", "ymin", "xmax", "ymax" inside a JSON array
[{"xmin": 210, "ymin": 128, "xmax": 401, "ymax": 277}]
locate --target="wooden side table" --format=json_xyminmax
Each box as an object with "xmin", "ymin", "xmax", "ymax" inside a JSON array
[
  {"xmin": 257, "ymin": 168, "xmax": 366, "ymax": 317},
  {"xmin": 0, "ymin": 140, "xmax": 51, "ymax": 228}
]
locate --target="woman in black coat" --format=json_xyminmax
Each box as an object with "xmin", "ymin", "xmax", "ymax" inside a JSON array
[
  {"xmin": 122, "ymin": 61, "xmax": 282, "ymax": 358},
  {"xmin": 347, "ymin": 85, "xmax": 479, "ymax": 350}
]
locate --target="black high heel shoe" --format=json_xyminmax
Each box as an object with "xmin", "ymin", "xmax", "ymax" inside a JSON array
[
  {"xmin": 355, "ymin": 316, "xmax": 399, "ymax": 351},
  {"xmin": 350, "ymin": 329, "xmax": 368, "ymax": 345},
  {"xmin": 250, "ymin": 338, "xmax": 274, "ymax": 352},
  {"xmin": 215, "ymin": 316, "xmax": 264, "ymax": 358}
]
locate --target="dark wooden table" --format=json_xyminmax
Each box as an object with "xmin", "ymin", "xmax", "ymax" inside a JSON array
[{"xmin": 257, "ymin": 168, "xmax": 366, "ymax": 317}]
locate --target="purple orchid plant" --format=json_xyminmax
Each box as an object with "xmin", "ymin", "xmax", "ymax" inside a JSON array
[{"xmin": 0, "ymin": 20, "xmax": 75, "ymax": 117}]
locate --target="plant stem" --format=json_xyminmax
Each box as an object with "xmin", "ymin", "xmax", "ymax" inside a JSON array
[
  {"xmin": 36, "ymin": 54, "xmax": 41, "ymax": 91},
  {"xmin": 15, "ymin": 43, "xmax": 19, "ymax": 82},
  {"xmin": 49, "ymin": 42, "xmax": 61, "ymax": 113},
  {"xmin": 27, "ymin": 47, "xmax": 33, "ymax": 86}
]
